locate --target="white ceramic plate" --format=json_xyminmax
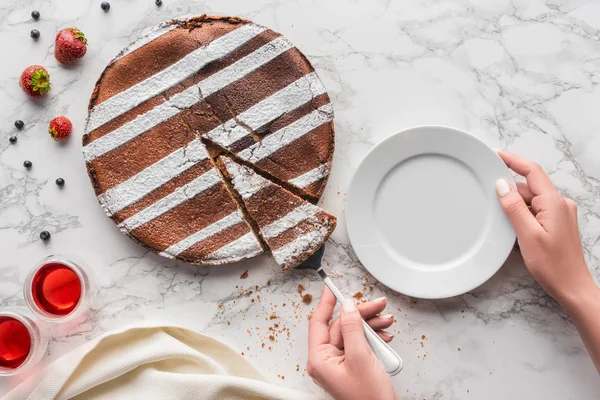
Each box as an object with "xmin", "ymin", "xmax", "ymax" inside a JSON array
[{"xmin": 346, "ymin": 126, "xmax": 516, "ymax": 299}]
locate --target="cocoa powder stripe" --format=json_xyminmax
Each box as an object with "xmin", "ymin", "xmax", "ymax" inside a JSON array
[
  {"xmin": 129, "ymin": 183, "xmax": 240, "ymax": 251},
  {"xmin": 86, "ymin": 29, "xmax": 282, "ymax": 143}
]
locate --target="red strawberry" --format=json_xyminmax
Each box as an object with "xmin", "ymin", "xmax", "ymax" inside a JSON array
[
  {"xmin": 54, "ymin": 28, "xmax": 88, "ymax": 65},
  {"xmin": 19, "ymin": 65, "xmax": 51, "ymax": 98},
  {"xmin": 48, "ymin": 117, "xmax": 72, "ymax": 141}
]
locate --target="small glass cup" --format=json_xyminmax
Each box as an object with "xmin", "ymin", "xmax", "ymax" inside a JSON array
[
  {"xmin": 0, "ymin": 308, "xmax": 47, "ymax": 376},
  {"xmin": 24, "ymin": 255, "xmax": 94, "ymax": 323}
]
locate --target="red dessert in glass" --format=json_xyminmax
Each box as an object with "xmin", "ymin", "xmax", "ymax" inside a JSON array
[
  {"xmin": 32, "ymin": 262, "xmax": 82, "ymax": 316},
  {"xmin": 0, "ymin": 316, "xmax": 31, "ymax": 369}
]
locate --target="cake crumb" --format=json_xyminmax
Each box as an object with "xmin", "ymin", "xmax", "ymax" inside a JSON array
[
  {"xmin": 269, "ymin": 335, "xmax": 275, "ymax": 341},
  {"xmin": 302, "ymin": 293, "xmax": 313, "ymax": 305},
  {"xmin": 270, "ymin": 313, "xmax": 278, "ymax": 320},
  {"xmin": 421, "ymin": 334, "xmax": 427, "ymax": 340},
  {"xmin": 267, "ymin": 280, "xmax": 271, "ymax": 286},
  {"xmin": 457, "ymin": 347, "xmax": 461, "ymax": 351},
  {"xmin": 353, "ymin": 292, "xmax": 363, "ymax": 300},
  {"xmin": 240, "ymin": 270, "xmax": 249, "ymax": 279},
  {"xmin": 420, "ymin": 341, "xmax": 424, "ymax": 347},
  {"xmin": 297, "ymin": 284, "xmax": 304, "ymax": 293},
  {"xmin": 217, "ymin": 304, "xmax": 223, "ymax": 309}
]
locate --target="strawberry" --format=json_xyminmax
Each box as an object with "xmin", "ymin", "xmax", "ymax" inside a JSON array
[
  {"xmin": 19, "ymin": 65, "xmax": 51, "ymax": 98},
  {"xmin": 48, "ymin": 116, "xmax": 72, "ymax": 141},
  {"xmin": 54, "ymin": 28, "xmax": 88, "ymax": 65}
]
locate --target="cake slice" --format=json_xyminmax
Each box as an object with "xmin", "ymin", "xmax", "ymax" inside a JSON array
[{"xmin": 219, "ymin": 156, "xmax": 336, "ymax": 269}]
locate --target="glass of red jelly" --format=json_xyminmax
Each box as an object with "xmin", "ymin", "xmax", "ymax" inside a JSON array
[
  {"xmin": 24, "ymin": 256, "xmax": 92, "ymax": 322},
  {"xmin": 0, "ymin": 308, "xmax": 47, "ymax": 376}
]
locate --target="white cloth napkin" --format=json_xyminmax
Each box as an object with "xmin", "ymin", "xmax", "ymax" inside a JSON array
[{"xmin": 4, "ymin": 321, "xmax": 327, "ymax": 400}]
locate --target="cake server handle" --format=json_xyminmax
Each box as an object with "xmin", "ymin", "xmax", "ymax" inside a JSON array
[{"xmin": 317, "ymin": 270, "xmax": 404, "ymax": 376}]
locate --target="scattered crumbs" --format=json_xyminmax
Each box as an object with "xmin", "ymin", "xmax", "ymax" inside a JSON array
[
  {"xmin": 282, "ymin": 303, "xmax": 287, "ymax": 307},
  {"xmin": 218, "ymin": 304, "xmax": 223, "ymax": 309},
  {"xmin": 397, "ymin": 308, "xmax": 402, "ymax": 312},
  {"xmin": 269, "ymin": 335, "xmax": 275, "ymax": 341},
  {"xmin": 240, "ymin": 270, "xmax": 249, "ymax": 279},
  {"xmin": 353, "ymin": 292, "xmax": 363, "ymax": 300},
  {"xmin": 302, "ymin": 293, "xmax": 313, "ymax": 305},
  {"xmin": 420, "ymin": 341, "xmax": 424, "ymax": 347},
  {"xmin": 296, "ymin": 364, "xmax": 300, "ymax": 372},
  {"xmin": 457, "ymin": 347, "xmax": 461, "ymax": 351},
  {"xmin": 281, "ymin": 375, "xmax": 285, "ymax": 380},
  {"xmin": 297, "ymin": 284, "xmax": 305, "ymax": 293},
  {"xmin": 489, "ymin": 371, "xmax": 493, "ymax": 375},
  {"xmin": 270, "ymin": 312, "xmax": 278, "ymax": 320},
  {"xmin": 421, "ymin": 334, "xmax": 427, "ymax": 340},
  {"xmin": 461, "ymin": 309, "xmax": 465, "ymax": 313},
  {"xmin": 241, "ymin": 352, "xmax": 245, "ymax": 356},
  {"xmin": 266, "ymin": 280, "xmax": 271, "ymax": 286},
  {"xmin": 227, "ymin": 321, "xmax": 230, "ymax": 325}
]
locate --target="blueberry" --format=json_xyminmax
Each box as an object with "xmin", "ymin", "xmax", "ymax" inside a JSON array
[
  {"xmin": 101, "ymin": 2, "xmax": 110, "ymax": 11},
  {"xmin": 9, "ymin": 136, "xmax": 17, "ymax": 144},
  {"xmin": 30, "ymin": 29, "xmax": 40, "ymax": 39},
  {"xmin": 15, "ymin": 120, "xmax": 24, "ymax": 129},
  {"xmin": 55, "ymin": 178, "xmax": 65, "ymax": 187},
  {"xmin": 40, "ymin": 231, "xmax": 51, "ymax": 241},
  {"xmin": 23, "ymin": 160, "xmax": 32, "ymax": 168},
  {"xmin": 31, "ymin": 10, "xmax": 40, "ymax": 20},
  {"xmin": 155, "ymin": 0, "xmax": 163, "ymax": 6}
]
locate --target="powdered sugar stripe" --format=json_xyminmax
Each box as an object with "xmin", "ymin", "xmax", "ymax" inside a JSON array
[
  {"xmin": 83, "ymin": 36, "xmax": 294, "ymax": 162},
  {"xmin": 98, "ymin": 138, "xmax": 208, "ymax": 216},
  {"xmin": 222, "ymin": 157, "xmax": 272, "ymax": 200},
  {"xmin": 118, "ymin": 168, "xmax": 221, "ymax": 232},
  {"xmin": 87, "ymin": 23, "xmax": 266, "ymax": 132},
  {"xmin": 289, "ymin": 163, "xmax": 330, "ymax": 189},
  {"xmin": 113, "ymin": 24, "xmax": 177, "ymax": 62},
  {"xmin": 206, "ymin": 72, "xmax": 326, "ymax": 147},
  {"xmin": 272, "ymin": 228, "xmax": 328, "ymax": 266},
  {"xmin": 203, "ymin": 232, "xmax": 263, "ymax": 262},
  {"xmin": 261, "ymin": 203, "xmax": 321, "ymax": 239},
  {"xmin": 159, "ymin": 211, "xmax": 245, "ymax": 258},
  {"xmin": 237, "ymin": 103, "xmax": 333, "ymax": 163}
]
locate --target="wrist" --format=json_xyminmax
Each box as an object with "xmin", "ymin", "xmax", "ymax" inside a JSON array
[{"xmin": 558, "ymin": 276, "xmax": 600, "ymax": 315}]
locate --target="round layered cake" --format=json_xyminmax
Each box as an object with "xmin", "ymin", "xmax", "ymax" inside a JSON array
[{"xmin": 83, "ymin": 16, "xmax": 335, "ymax": 265}]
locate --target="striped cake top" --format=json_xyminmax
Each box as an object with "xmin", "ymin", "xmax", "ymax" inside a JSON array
[
  {"xmin": 220, "ymin": 157, "xmax": 336, "ymax": 269},
  {"xmin": 82, "ymin": 16, "xmax": 335, "ymax": 265}
]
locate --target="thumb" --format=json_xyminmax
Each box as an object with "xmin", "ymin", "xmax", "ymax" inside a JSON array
[
  {"xmin": 495, "ymin": 178, "xmax": 539, "ymax": 237},
  {"xmin": 340, "ymin": 298, "xmax": 371, "ymax": 366}
]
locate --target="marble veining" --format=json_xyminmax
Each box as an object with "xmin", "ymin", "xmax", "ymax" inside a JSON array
[{"xmin": 1, "ymin": 0, "xmax": 600, "ymax": 398}]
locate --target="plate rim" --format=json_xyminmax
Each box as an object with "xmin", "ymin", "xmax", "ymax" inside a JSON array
[{"xmin": 346, "ymin": 125, "xmax": 516, "ymax": 299}]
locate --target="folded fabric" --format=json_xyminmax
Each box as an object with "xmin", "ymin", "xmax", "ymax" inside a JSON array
[{"xmin": 4, "ymin": 321, "xmax": 327, "ymax": 400}]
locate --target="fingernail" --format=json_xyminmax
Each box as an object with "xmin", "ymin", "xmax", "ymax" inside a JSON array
[
  {"xmin": 381, "ymin": 314, "xmax": 394, "ymax": 320},
  {"xmin": 380, "ymin": 330, "xmax": 394, "ymax": 340},
  {"xmin": 374, "ymin": 297, "xmax": 386, "ymax": 303},
  {"xmin": 343, "ymin": 298, "xmax": 356, "ymax": 313},
  {"xmin": 495, "ymin": 179, "xmax": 511, "ymax": 198}
]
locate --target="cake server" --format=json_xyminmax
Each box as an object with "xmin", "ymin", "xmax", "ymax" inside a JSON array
[{"xmin": 295, "ymin": 245, "xmax": 404, "ymax": 376}]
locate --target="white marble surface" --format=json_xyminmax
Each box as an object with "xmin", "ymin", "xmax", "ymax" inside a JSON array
[{"xmin": 1, "ymin": 0, "xmax": 600, "ymax": 398}]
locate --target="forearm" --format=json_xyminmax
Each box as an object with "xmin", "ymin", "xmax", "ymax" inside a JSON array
[{"xmin": 560, "ymin": 278, "xmax": 600, "ymax": 373}]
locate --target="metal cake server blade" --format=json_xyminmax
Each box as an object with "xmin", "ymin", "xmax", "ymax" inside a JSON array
[{"xmin": 296, "ymin": 245, "xmax": 404, "ymax": 376}]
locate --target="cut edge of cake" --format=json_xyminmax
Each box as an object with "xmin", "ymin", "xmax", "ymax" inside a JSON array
[
  {"xmin": 217, "ymin": 155, "xmax": 337, "ymax": 270},
  {"xmin": 203, "ymin": 137, "xmax": 322, "ymax": 204}
]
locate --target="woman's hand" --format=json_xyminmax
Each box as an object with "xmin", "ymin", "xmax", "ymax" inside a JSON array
[
  {"xmin": 307, "ymin": 287, "xmax": 400, "ymax": 400},
  {"xmin": 495, "ymin": 150, "xmax": 593, "ymax": 306}
]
